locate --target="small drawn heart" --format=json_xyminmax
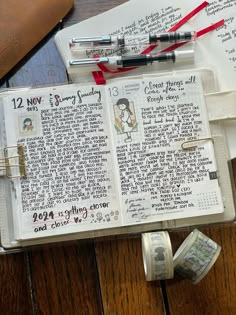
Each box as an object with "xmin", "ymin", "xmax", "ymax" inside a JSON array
[
  {"xmin": 74, "ymin": 217, "xmax": 79, "ymax": 223},
  {"xmin": 176, "ymin": 184, "xmax": 180, "ymax": 188}
]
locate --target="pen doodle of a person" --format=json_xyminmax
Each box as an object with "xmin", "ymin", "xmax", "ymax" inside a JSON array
[
  {"xmin": 23, "ymin": 118, "xmax": 34, "ymax": 132},
  {"xmin": 116, "ymin": 98, "xmax": 134, "ymax": 142}
]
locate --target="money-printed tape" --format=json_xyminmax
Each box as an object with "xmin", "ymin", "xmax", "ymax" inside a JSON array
[
  {"xmin": 173, "ymin": 229, "xmax": 221, "ymax": 284},
  {"xmin": 142, "ymin": 231, "xmax": 174, "ymax": 281}
]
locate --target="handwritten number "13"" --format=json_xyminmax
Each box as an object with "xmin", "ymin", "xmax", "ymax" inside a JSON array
[{"xmin": 108, "ymin": 86, "xmax": 119, "ymax": 97}]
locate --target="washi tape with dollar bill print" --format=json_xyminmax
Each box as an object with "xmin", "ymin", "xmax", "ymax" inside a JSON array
[
  {"xmin": 142, "ymin": 231, "xmax": 174, "ymax": 281},
  {"xmin": 173, "ymin": 229, "xmax": 221, "ymax": 284}
]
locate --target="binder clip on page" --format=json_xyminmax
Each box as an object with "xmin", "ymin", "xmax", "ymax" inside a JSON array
[{"xmin": 0, "ymin": 145, "xmax": 26, "ymax": 179}]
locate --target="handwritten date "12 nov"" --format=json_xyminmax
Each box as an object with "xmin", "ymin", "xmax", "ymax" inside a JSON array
[{"xmin": 12, "ymin": 96, "xmax": 42, "ymax": 110}]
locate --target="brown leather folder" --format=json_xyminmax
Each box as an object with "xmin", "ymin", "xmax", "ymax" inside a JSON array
[{"xmin": 0, "ymin": 0, "xmax": 73, "ymax": 79}]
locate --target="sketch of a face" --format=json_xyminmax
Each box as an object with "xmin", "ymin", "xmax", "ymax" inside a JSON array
[
  {"xmin": 23, "ymin": 118, "xmax": 33, "ymax": 131},
  {"xmin": 117, "ymin": 98, "xmax": 133, "ymax": 120},
  {"xmin": 117, "ymin": 103, "xmax": 127, "ymax": 111}
]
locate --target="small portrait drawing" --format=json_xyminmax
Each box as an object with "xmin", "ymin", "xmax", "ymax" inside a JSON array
[
  {"xmin": 18, "ymin": 114, "xmax": 39, "ymax": 137},
  {"xmin": 23, "ymin": 117, "xmax": 34, "ymax": 132},
  {"xmin": 114, "ymin": 98, "xmax": 138, "ymax": 143}
]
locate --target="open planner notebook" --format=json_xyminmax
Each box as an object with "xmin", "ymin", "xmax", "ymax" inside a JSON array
[{"xmin": 0, "ymin": 69, "xmax": 235, "ymax": 249}]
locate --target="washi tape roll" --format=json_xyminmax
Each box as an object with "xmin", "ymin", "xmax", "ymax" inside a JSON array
[
  {"xmin": 142, "ymin": 231, "xmax": 174, "ymax": 281},
  {"xmin": 173, "ymin": 229, "xmax": 221, "ymax": 284}
]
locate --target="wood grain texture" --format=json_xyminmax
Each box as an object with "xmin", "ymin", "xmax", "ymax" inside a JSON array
[
  {"xmin": 0, "ymin": 81, "xmax": 34, "ymax": 315},
  {"xmin": 0, "ymin": 252, "xmax": 33, "ymax": 315},
  {"xmin": 167, "ymin": 226, "xmax": 236, "ymax": 315},
  {"xmin": 96, "ymin": 237, "xmax": 166, "ymax": 315},
  {"xmin": 1, "ymin": 0, "xmax": 236, "ymax": 314},
  {"xmin": 6, "ymin": 24, "xmax": 103, "ymax": 314},
  {"xmin": 29, "ymin": 242, "xmax": 103, "ymax": 315},
  {"xmin": 165, "ymin": 159, "xmax": 236, "ymax": 315}
]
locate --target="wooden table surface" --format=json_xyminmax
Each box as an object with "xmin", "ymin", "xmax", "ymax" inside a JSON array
[{"xmin": 1, "ymin": 1, "xmax": 236, "ymax": 314}]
